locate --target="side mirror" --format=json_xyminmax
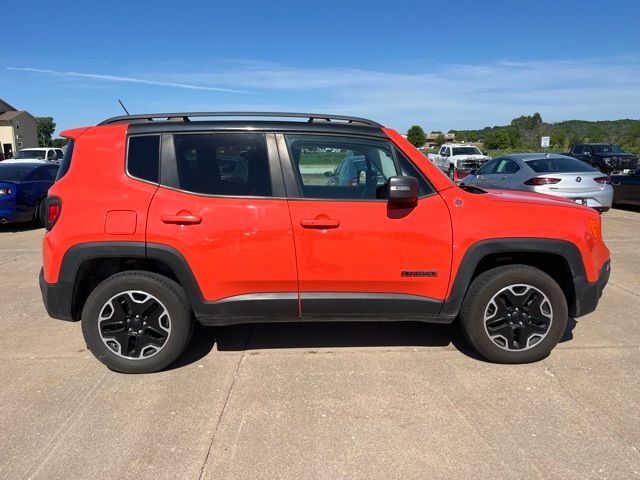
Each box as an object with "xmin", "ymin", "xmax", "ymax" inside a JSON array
[
  {"xmin": 482, "ymin": 151, "xmax": 488, "ymax": 156},
  {"xmin": 388, "ymin": 175, "xmax": 419, "ymax": 206},
  {"xmin": 469, "ymin": 169, "xmax": 478, "ymax": 176},
  {"xmin": 584, "ymin": 151, "xmax": 592, "ymax": 157},
  {"xmin": 324, "ymin": 171, "xmax": 333, "ymax": 177}
]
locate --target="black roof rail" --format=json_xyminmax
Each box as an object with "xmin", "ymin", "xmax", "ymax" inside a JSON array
[{"xmin": 98, "ymin": 111, "xmax": 383, "ymax": 127}]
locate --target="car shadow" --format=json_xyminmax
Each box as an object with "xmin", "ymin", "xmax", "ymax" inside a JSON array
[
  {"xmin": 0, "ymin": 221, "xmax": 42, "ymax": 233},
  {"xmin": 166, "ymin": 316, "xmax": 579, "ymax": 370}
]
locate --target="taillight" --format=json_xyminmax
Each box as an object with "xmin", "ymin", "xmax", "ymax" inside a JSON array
[
  {"xmin": 524, "ymin": 177, "xmax": 562, "ymax": 185},
  {"xmin": 594, "ymin": 176, "xmax": 611, "ymax": 184},
  {"xmin": 44, "ymin": 196, "xmax": 61, "ymax": 231}
]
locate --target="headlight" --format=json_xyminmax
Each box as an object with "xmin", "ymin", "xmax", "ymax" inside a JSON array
[{"xmin": 0, "ymin": 187, "xmax": 13, "ymax": 196}]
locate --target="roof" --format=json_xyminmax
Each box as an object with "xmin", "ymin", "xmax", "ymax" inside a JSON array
[
  {"xmin": 99, "ymin": 111, "xmax": 383, "ymax": 127},
  {"xmin": 0, "ymin": 111, "xmax": 25, "ymax": 121},
  {"xmin": 0, "ymin": 99, "xmax": 18, "ymax": 112},
  {"xmin": 441, "ymin": 143, "xmax": 479, "ymax": 148},
  {"xmin": 501, "ymin": 153, "xmax": 574, "ymax": 161}
]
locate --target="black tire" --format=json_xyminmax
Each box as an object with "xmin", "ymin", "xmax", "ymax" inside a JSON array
[
  {"xmin": 459, "ymin": 265, "xmax": 568, "ymax": 364},
  {"xmin": 81, "ymin": 271, "xmax": 193, "ymax": 374},
  {"xmin": 448, "ymin": 165, "xmax": 455, "ymax": 179},
  {"xmin": 33, "ymin": 198, "xmax": 46, "ymax": 227}
]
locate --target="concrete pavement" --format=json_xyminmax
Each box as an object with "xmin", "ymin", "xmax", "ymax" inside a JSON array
[{"xmin": 0, "ymin": 208, "xmax": 638, "ymax": 479}]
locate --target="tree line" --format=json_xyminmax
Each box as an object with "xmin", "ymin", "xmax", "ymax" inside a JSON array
[{"xmin": 407, "ymin": 114, "xmax": 640, "ymax": 154}]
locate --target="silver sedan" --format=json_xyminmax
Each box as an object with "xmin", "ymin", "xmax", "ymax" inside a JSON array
[{"xmin": 462, "ymin": 153, "xmax": 613, "ymax": 212}]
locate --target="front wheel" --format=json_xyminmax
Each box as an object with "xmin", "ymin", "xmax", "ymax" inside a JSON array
[
  {"xmin": 459, "ymin": 265, "xmax": 568, "ymax": 363},
  {"xmin": 81, "ymin": 271, "xmax": 193, "ymax": 373},
  {"xmin": 448, "ymin": 165, "xmax": 455, "ymax": 180}
]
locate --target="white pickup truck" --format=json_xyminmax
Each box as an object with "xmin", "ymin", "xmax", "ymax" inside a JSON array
[{"xmin": 428, "ymin": 143, "xmax": 491, "ymax": 181}]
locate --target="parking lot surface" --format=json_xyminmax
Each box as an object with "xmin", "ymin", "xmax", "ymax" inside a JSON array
[{"xmin": 0, "ymin": 208, "xmax": 639, "ymax": 480}]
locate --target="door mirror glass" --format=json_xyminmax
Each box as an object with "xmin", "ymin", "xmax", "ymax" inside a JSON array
[{"xmin": 388, "ymin": 175, "xmax": 419, "ymax": 206}]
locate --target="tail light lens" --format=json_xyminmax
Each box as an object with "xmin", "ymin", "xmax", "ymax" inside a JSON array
[
  {"xmin": 594, "ymin": 176, "xmax": 611, "ymax": 184},
  {"xmin": 44, "ymin": 196, "xmax": 61, "ymax": 231},
  {"xmin": 524, "ymin": 177, "xmax": 562, "ymax": 185}
]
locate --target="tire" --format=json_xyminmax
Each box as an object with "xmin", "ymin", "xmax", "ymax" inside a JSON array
[
  {"xmin": 81, "ymin": 271, "xmax": 193, "ymax": 374},
  {"xmin": 33, "ymin": 198, "xmax": 46, "ymax": 227},
  {"xmin": 448, "ymin": 165, "xmax": 455, "ymax": 180},
  {"xmin": 459, "ymin": 265, "xmax": 568, "ymax": 364}
]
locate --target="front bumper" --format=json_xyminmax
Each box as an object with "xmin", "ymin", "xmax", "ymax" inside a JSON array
[
  {"xmin": 39, "ymin": 268, "xmax": 75, "ymax": 321},
  {"xmin": 572, "ymin": 260, "xmax": 610, "ymax": 318}
]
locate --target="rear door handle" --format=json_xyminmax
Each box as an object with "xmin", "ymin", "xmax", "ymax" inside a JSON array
[
  {"xmin": 161, "ymin": 213, "xmax": 202, "ymax": 225},
  {"xmin": 300, "ymin": 218, "xmax": 340, "ymax": 229}
]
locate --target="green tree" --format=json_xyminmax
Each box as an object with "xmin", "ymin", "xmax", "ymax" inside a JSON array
[
  {"xmin": 406, "ymin": 125, "xmax": 427, "ymax": 148},
  {"xmin": 435, "ymin": 133, "xmax": 446, "ymax": 146},
  {"xmin": 483, "ymin": 129, "xmax": 512, "ymax": 149},
  {"xmin": 52, "ymin": 138, "xmax": 69, "ymax": 148},
  {"xmin": 36, "ymin": 117, "xmax": 56, "ymax": 147}
]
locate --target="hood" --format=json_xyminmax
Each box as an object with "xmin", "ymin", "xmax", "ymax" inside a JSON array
[{"xmin": 481, "ymin": 188, "xmax": 588, "ymax": 210}]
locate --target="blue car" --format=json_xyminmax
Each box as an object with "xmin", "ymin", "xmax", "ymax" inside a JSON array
[{"xmin": 0, "ymin": 162, "xmax": 59, "ymax": 225}]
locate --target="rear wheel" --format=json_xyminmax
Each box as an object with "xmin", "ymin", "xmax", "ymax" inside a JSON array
[
  {"xmin": 33, "ymin": 198, "xmax": 46, "ymax": 227},
  {"xmin": 448, "ymin": 165, "xmax": 455, "ymax": 180},
  {"xmin": 459, "ymin": 265, "xmax": 567, "ymax": 363},
  {"xmin": 81, "ymin": 271, "xmax": 193, "ymax": 373}
]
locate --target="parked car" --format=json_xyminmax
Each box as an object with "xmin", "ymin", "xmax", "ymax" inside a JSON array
[
  {"xmin": 0, "ymin": 161, "xmax": 59, "ymax": 225},
  {"xmin": 7, "ymin": 147, "xmax": 64, "ymax": 163},
  {"xmin": 325, "ymin": 153, "xmax": 389, "ymax": 187},
  {"xmin": 427, "ymin": 143, "xmax": 491, "ymax": 181},
  {"xmin": 566, "ymin": 143, "xmax": 639, "ymax": 174},
  {"xmin": 611, "ymin": 168, "xmax": 640, "ymax": 206},
  {"xmin": 461, "ymin": 154, "xmax": 613, "ymax": 212},
  {"xmin": 39, "ymin": 112, "xmax": 609, "ymax": 373}
]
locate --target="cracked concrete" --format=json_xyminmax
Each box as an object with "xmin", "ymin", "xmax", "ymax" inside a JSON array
[{"xmin": 0, "ymin": 208, "xmax": 639, "ymax": 480}]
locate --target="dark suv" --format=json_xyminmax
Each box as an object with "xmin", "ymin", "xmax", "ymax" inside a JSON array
[
  {"xmin": 568, "ymin": 143, "xmax": 639, "ymax": 174},
  {"xmin": 40, "ymin": 112, "xmax": 610, "ymax": 373}
]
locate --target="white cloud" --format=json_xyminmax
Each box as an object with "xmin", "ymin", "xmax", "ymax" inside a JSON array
[{"xmin": 6, "ymin": 67, "xmax": 250, "ymax": 94}]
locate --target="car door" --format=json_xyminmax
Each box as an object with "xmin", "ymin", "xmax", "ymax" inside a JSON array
[
  {"xmin": 279, "ymin": 133, "xmax": 452, "ymax": 318},
  {"xmin": 146, "ymin": 131, "xmax": 299, "ymax": 318},
  {"xmin": 473, "ymin": 158, "xmax": 500, "ymax": 188},
  {"xmin": 490, "ymin": 158, "xmax": 522, "ymax": 190}
]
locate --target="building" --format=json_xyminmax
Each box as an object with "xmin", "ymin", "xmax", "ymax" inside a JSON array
[
  {"xmin": 0, "ymin": 99, "xmax": 38, "ymax": 159},
  {"xmin": 425, "ymin": 132, "xmax": 456, "ymax": 148}
]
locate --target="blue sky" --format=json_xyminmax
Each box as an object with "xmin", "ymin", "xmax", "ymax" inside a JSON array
[{"xmin": 2, "ymin": 0, "xmax": 639, "ymax": 135}]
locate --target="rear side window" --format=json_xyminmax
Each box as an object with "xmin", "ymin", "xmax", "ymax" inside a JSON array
[
  {"xmin": 56, "ymin": 140, "xmax": 74, "ymax": 181},
  {"xmin": 128, "ymin": 135, "xmax": 160, "ymax": 183},
  {"xmin": 526, "ymin": 157, "xmax": 596, "ymax": 173},
  {"xmin": 173, "ymin": 133, "xmax": 271, "ymax": 197}
]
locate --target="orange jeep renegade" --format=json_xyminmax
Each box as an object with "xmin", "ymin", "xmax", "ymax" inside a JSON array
[{"xmin": 39, "ymin": 112, "xmax": 610, "ymax": 373}]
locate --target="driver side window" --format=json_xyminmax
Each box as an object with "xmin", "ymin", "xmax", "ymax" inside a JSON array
[{"xmin": 285, "ymin": 134, "xmax": 399, "ymax": 200}]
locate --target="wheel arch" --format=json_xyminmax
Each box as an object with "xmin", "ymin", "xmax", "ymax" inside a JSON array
[
  {"xmin": 441, "ymin": 238, "xmax": 587, "ymax": 319},
  {"xmin": 57, "ymin": 242, "xmax": 204, "ymax": 321}
]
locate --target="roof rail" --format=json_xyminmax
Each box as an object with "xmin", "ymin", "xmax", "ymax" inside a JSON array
[{"xmin": 98, "ymin": 111, "xmax": 383, "ymax": 127}]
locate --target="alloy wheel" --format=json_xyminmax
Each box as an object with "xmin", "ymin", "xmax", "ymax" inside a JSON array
[
  {"xmin": 98, "ymin": 290, "xmax": 171, "ymax": 359},
  {"xmin": 483, "ymin": 284, "xmax": 553, "ymax": 351}
]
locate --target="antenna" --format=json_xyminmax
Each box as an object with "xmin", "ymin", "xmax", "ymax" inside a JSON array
[{"xmin": 117, "ymin": 99, "xmax": 130, "ymax": 115}]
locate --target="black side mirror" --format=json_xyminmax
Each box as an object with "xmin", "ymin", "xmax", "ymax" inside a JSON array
[
  {"xmin": 469, "ymin": 169, "xmax": 478, "ymax": 176},
  {"xmin": 388, "ymin": 176, "xmax": 419, "ymax": 206},
  {"xmin": 482, "ymin": 151, "xmax": 488, "ymax": 156},
  {"xmin": 323, "ymin": 171, "xmax": 333, "ymax": 177}
]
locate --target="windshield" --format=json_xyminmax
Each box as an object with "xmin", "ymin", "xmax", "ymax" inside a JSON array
[
  {"xmin": 0, "ymin": 165, "xmax": 32, "ymax": 181},
  {"xmin": 526, "ymin": 157, "xmax": 596, "ymax": 173},
  {"xmin": 592, "ymin": 145, "xmax": 625, "ymax": 154},
  {"xmin": 452, "ymin": 147, "xmax": 482, "ymax": 156},
  {"xmin": 14, "ymin": 150, "xmax": 46, "ymax": 160}
]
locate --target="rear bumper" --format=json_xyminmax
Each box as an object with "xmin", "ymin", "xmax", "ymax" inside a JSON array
[
  {"xmin": 39, "ymin": 268, "xmax": 75, "ymax": 321},
  {"xmin": 572, "ymin": 260, "xmax": 610, "ymax": 318}
]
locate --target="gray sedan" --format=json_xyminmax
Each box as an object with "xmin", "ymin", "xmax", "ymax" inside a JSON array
[{"xmin": 462, "ymin": 153, "xmax": 613, "ymax": 212}]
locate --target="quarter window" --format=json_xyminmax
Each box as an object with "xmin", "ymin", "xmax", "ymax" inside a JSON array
[
  {"xmin": 173, "ymin": 133, "xmax": 271, "ymax": 197},
  {"xmin": 285, "ymin": 134, "xmax": 399, "ymax": 200},
  {"xmin": 128, "ymin": 135, "xmax": 160, "ymax": 183}
]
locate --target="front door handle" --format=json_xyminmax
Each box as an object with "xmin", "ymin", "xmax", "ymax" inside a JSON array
[
  {"xmin": 300, "ymin": 217, "xmax": 340, "ymax": 229},
  {"xmin": 161, "ymin": 212, "xmax": 202, "ymax": 225}
]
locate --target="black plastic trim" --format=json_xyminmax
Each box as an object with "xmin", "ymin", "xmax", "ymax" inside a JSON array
[
  {"xmin": 440, "ymin": 238, "xmax": 591, "ymax": 318},
  {"xmin": 301, "ymin": 292, "xmax": 443, "ymax": 318}
]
